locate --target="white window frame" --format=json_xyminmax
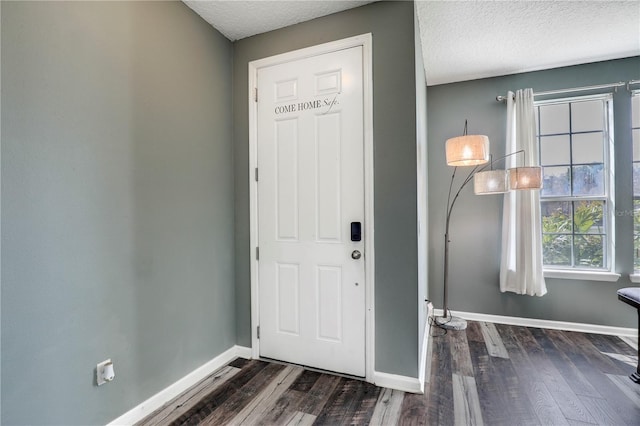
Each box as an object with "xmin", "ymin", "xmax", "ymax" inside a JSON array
[
  {"xmin": 631, "ymin": 89, "xmax": 640, "ymax": 280},
  {"xmin": 536, "ymin": 93, "xmax": 617, "ymax": 281}
]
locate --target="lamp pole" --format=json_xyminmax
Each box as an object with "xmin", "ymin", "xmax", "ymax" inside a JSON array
[
  {"xmin": 436, "ymin": 150, "xmax": 527, "ymax": 331},
  {"xmin": 437, "ymin": 165, "xmax": 478, "ymax": 330}
]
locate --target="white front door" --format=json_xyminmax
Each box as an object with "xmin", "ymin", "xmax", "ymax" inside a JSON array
[{"xmin": 256, "ymin": 46, "xmax": 365, "ymax": 376}]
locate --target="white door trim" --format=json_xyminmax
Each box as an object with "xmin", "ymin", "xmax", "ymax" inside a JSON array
[{"xmin": 248, "ymin": 34, "xmax": 375, "ymax": 382}]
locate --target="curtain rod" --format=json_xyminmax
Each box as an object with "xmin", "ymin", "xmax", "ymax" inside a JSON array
[{"xmin": 495, "ymin": 81, "xmax": 627, "ymax": 102}]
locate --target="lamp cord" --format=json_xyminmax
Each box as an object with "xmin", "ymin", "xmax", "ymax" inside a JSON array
[{"xmin": 429, "ymin": 309, "xmax": 454, "ymax": 336}]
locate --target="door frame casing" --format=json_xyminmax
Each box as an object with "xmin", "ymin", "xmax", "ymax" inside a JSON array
[{"xmin": 248, "ymin": 34, "xmax": 375, "ymax": 381}]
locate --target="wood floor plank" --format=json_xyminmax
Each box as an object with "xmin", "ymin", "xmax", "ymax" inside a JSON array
[
  {"xmin": 425, "ymin": 332, "xmax": 454, "ymax": 426},
  {"xmin": 259, "ymin": 370, "xmax": 335, "ymax": 425},
  {"xmin": 601, "ymin": 334, "xmax": 638, "ymax": 357},
  {"xmin": 226, "ymin": 365, "xmax": 303, "ymax": 425},
  {"xmin": 452, "ymin": 374, "xmax": 483, "ymax": 426},
  {"xmin": 255, "ymin": 388, "xmax": 306, "ymax": 426},
  {"xmin": 138, "ymin": 321, "xmax": 640, "ymax": 426},
  {"xmin": 566, "ymin": 419, "xmax": 599, "ymax": 426},
  {"xmin": 200, "ymin": 362, "xmax": 285, "ymax": 425},
  {"xmin": 465, "ymin": 319, "xmax": 484, "ymax": 343},
  {"xmin": 584, "ymin": 333, "xmax": 638, "ymax": 373},
  {"xmin": 516, "ymin": 327, "xmax": 598, "ymax": 423},
  {"xmin": 500, "ymin": 326, "xmax": 568, "ymax": 426},
  {"xmin": 586, "ymin": 332, "xmax": 637, "ymax": 357},
  {"xmin": 467, "ymin": 323, "xmax": 538, "ymax": 425},
  {"xmin": 251, "ymin": 369, "xmax": 324, "ymax": 423},
  {"xmin": 564, "ymin": 330, "xmax": 629, "ymax": 375},
  {"xmin": 370, "ymin": 387, "xmax": 404, "ymax": 426},
  {"xmin": 547, "ymin": 390, "xmax": 597, "ymax": 425},
  {"xmin": 285, "ymin": 411, "xmax": 316, "ymax": 426},
  {"xmin": 490, "ymin": 356, "xmax": 541, "ymax": 424},
  {"xmin": 289, "ymin": 369, "xmax": 321, "ymax": 393},
  {"xmin": 465, "ymin": 325, "xmax": 505, "ymax": 425},
  {"xmin": 311, "ymin": 377, "xmax": 354, "ymax": 425},
  {"xmin": 397, "ymin": 392, "xmax": 428, "ymax": 426},
  {"xmin": 313, "ymin": 377, "xmax": 375, "ymax": 425},
  {"xmin": 479, "ymin": 322, "xmax": 509, "ymax": 359},
  {"xmin": 169, "ymin": 359, "xmax": 272, "ymax": 426},
  {"xmin": 605, "ymin": 373, "xmax": 640, "ymax": 410},
  {"xmin": 600, "ymin": 351, "xmax": 637, "ymax": 368},
  {"xmin": 493, "ymin": 324, "xmax": 538, "ymax": 378},
  {"xmin": 522, "ymin": 379, "xmax": 569, "ymax": 426},
  {"xmin": 538, "ymin": 329, "xmax": 602, "ymax": 398},
  {"xmin": 496, "ymin": 324, "xmax": 596, "ymax": 425},
  {"xmin": 291, "ymin": 373, "xmax": 341, "ymax": 418},
  {"xmin": 345, "ymin": 380, "xmax": 382, "ymax": 425},
  {"xmin": 543, "ymin": 331, "xmax": 640, "ymax": 425},
  {"xmin": 463, "ymin": 358, "xmax": 512, "ymax": 426},
  {"xmin": 521, "ymin": 328, "xmax": 579, "ymax": 393},
  {"xmin": 137, "ymin": 365, "xmax": 240, "ymax": 426},
  {"xmin": 449, "ymin": 326, "xmax": 474, "ymax": 376},
  {"xmin": 228, "ymin": 357, "xmax": 251, "ymax": 369},
  {"xmin": 577, "ymin": 395, "xmax": 629, "ymax": 426},
  {"xmin": 620, "ymin": 336, "xmax": 638, "ymax": 351},
  {"xmin": 467, "ymin": 321, "xmax": 537, "ymax": 425},
  {"xmin": 185, "ymin": 362, "xmax": 285, "ymax": 426}
]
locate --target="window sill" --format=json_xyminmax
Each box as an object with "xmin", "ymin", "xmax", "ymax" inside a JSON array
[
  {"xmin": 629, "ymin": 274, "xmax": 640, "ymax": 283},
  {"xmin": 543, "ymin": 269, "xmax": 620, "ymax": 282}
]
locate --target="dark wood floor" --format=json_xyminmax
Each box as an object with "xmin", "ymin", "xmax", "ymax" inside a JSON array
[{"xmin": 138, "ymin": 321, "xmax": 639, "ymax": 425}]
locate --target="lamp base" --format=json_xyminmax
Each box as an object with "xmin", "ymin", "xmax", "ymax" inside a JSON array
[{"xmin": 434, "ymin": 315, "xmax": 467, "ymax": 331}]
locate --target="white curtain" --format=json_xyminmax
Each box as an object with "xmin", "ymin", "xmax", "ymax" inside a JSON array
[{"xmin": 500, "ymin": 89, "xmax": 547, "ymax": 296}]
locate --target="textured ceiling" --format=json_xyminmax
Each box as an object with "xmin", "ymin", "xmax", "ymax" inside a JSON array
[
  {"xmin": 183, "ymin": 0, "xmax": 376, "ymax": 41},
  {"xmin": 185, "ymin": 0, "xmax": 640, "ymax": 86},
  {"xmin": 417, "ymin": 1, "xmax": 640, "ymax": 85}
]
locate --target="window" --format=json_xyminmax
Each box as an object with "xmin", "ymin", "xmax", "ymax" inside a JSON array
[
  {"xmin": 632, "ymin": 91, "xmax": 640, "ymax": 270},
  {"xmin": 536, "ymin": 94, "xmax": 614, "ymax": 271}
]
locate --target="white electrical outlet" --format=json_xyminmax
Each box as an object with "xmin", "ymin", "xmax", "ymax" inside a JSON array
[
  {"xmin": 425, "ymin": 300, "xmax": 434, "ymax": 322},
  {"xmin": 97, "ymin": 359, "xmax": 115, "ymax": 386}
]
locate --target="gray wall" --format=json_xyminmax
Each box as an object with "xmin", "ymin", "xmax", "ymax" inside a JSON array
[
  {"xmin": 427, "ymin": 57, "xmax": 640, "ymax": 328},
  {"xmin": 233, "ymin": 1, "xmax": 419, "ymax": 377},
  {"xmin": 1, "ymin": 2, "xmax": 235, "ymax": 424}
]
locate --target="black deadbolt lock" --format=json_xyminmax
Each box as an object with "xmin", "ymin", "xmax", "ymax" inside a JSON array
[{"xmin": 351, "ymin": 222, "xmax": 362, "ymax": 242}]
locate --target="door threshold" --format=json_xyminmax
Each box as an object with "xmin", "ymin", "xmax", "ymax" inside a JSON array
[{"xmin": 257, "ymin": 356, "xmax": 366, "ymax": 381}]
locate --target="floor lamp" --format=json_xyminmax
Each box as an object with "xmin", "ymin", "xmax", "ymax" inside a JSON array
[{"xmin": 435, "ymin": 122, "xmax": 542, "ymax": 331}]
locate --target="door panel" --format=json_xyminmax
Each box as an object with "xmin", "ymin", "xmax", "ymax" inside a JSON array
[
  {"xmin": 316, "ymin": 113, "xmax": 342, "ymax": 242},
  {"xmin": 257, "ymin": 46, "xmax": 365, "ymax": 376},
  {"xmin": 316, "ymin": 265, "xmax": 343, "ymax": 342},
  {"xmin": 276, "ymin": 263, "xmax": 300, "ymax": 335},
  {"xmin": 274, "ymin": 119, "xmax": 299, "ymax": 241}
]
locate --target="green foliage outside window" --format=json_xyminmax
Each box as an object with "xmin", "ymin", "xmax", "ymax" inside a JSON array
[{"xmin": 542, "ymin": 201, "xmax": 604, "ymax": 268}]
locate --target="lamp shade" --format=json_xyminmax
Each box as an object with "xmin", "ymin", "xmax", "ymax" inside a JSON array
[
  {"xmin": 474, "ymin": 170, "xmax": 509, "ymax": 195},
  {"xmin": 445, "ymin": 135, "xmax": 490, "ymax": 166},
  {"xmin": 509, "ymin": 166, "xmax": 542, "ymax": 190}
]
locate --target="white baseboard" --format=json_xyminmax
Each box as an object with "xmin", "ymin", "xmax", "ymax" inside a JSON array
[
  {"xmin": 108, "ymin": 345, "xmax": 252, "ymax": 426},
  {"xmin": 433, "ymin": 309, "xmax": 636, "ymax": 337},
  {"xmin": 417, "ymin": 303, "xmax": 433, "ymax": 394},
  {"xmin": 417, "ymin": 328, "xmax": 429, "ymax": 394},
  {"xmin": 372, "ymin": 371, "xmax": 422, "ymax": 394},
  {"xmin": 234, "ymin": 345, "xmax": 253, "ymax": 359}
]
